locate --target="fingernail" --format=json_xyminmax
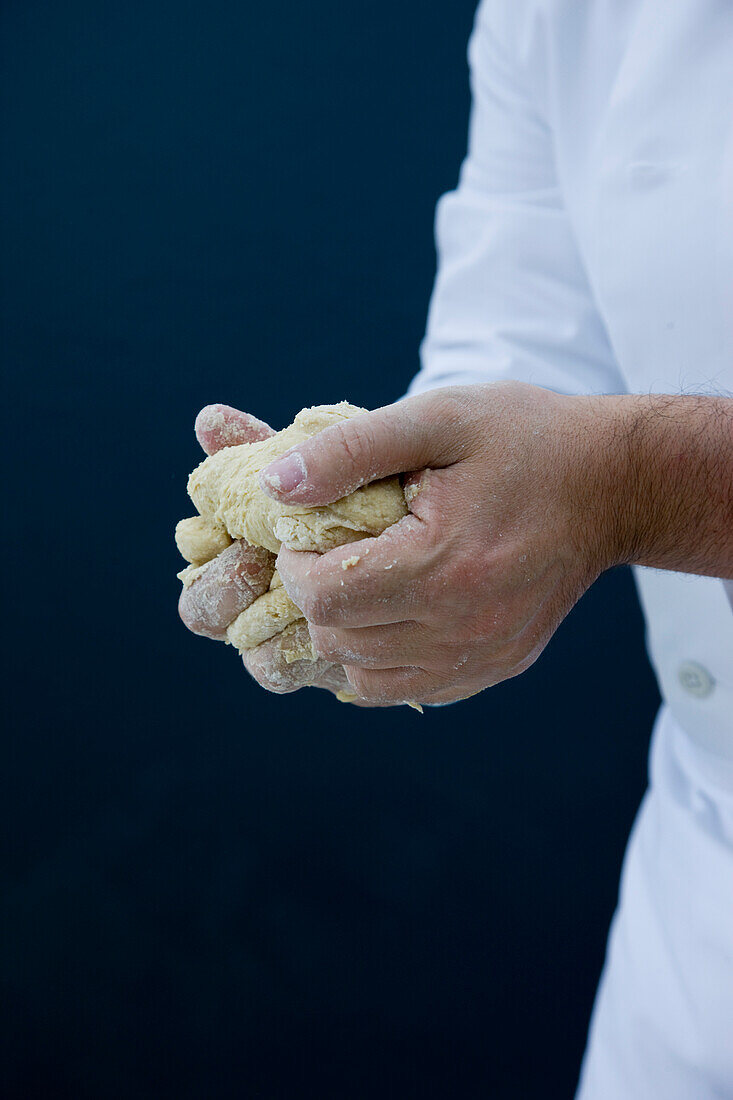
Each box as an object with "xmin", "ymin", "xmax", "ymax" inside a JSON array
[{"xmin": 260, "ymin": 451, "xmax": 306, "ymax": 495}]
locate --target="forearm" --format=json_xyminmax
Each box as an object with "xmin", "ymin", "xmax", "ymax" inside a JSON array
[{"xmin": 592, "ymin": 394, "xmax": 733, "ymax": 579}]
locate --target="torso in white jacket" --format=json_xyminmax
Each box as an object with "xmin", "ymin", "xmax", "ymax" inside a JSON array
[{"xmin": 409, "ymin": 0, "xmax": 733, "ymax": 769}]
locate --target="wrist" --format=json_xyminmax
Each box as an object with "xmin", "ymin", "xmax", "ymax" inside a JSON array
[
  {"xmin": 566, "ymin": 395, "xmax": 640, "ymax": 575},
  {"xmin": 577, "ymin": 393, "xmax": 733, "ymax": 577}
]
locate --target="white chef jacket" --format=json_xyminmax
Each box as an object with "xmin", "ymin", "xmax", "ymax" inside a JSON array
[{"xmin": 406, "ymin": 2, "xmax": 733, "ymax": 1097}]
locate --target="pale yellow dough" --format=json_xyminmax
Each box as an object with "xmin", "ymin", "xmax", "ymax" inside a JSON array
[
  {"xmin": 175, "ymin": 515, "xmax": 232, "ymax": 566},
  {"xmin": 226, "ymin": 572, "xmax": 303, "ymax": 651},
  {"xmin": 179, "ymin": 401, "xmax": 416, "ymax": 704},
  {"xmin": 187, "ymin": 402, "xmax": 407, "ymax": 554}
]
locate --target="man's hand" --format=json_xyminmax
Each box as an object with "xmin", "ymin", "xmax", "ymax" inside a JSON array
[
  {"xmin": 259, "ymin": 383, "xmax": 733, "ymax": 707},
  {"xmin": 178, "ymin": 404, "xmax": 355, "ymax": 698}
]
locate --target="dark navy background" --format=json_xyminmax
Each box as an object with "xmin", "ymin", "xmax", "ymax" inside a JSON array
[{"xmin": 1, "ymin": 1, "xmax": 659, "ymax": 1097}]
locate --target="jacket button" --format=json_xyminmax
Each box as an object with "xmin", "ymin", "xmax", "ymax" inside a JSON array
[{"xmin": 678, "ymin": 661, "xmax": 715, "ymax": 699}]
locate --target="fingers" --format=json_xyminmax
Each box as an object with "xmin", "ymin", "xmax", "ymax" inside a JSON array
[
  {"xmin": 343, "ymin": 664, "xmax": 487, "ymax": 706},
  {"xmin": 195, "ymin": 403, "xmax": 274, "ymax": 455},
  {"xmin": 178, "ymin": 540, "xmax": 275, "ymax": 639},
  {"xmin": 182, "ymin": 405, "xmax": 276, "ymax": 633},
  {"xmin": 243, "ymin": 628, "xmax": 399, "ymax": 707},
  {"xmin": 308, "ymin": 620, "xmax": 443, "ymax": 670},
  {"xmin": 308, "ymin": 621, "xmax": 485, "ymax": 702},
  {"xmin": 242, "ymin": 620, "xmax": 339, "ymax": 693},
  {"xmin": 259, "ymin": 389, "xmax": 468, "ymax": 506},
  {"xmin": 175, "ymin": 515, "xmax": 232, "ymax": 566},
  {"xmin": 274, "ymin": 515, "xmax": 440, "ymax": 628},
  {"xmin": 308, "ymin": 610, "xmax": 543, "ymax": 697},
  {"xmin": 343, "ymin": 664, "xmax": 447, "ymax": 706}
]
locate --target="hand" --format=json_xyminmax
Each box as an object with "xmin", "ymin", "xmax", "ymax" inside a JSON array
[
  {"xmin": 259, "ymin": 383, "xmax": 622, "ymax": 706},
  {"xmin": 177, "ymin": 404, "xmax": 356, "ymax": 698}
]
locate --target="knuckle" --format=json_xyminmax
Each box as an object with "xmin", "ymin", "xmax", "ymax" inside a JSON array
[
  {"xmin": 177, "ymin": 562, "xmax": 242, "ymax": 638},
  {"xmin": 297, "ymin": 591, "xmax": 315, "ymax": 620},
  {"xmin": 309, "ymin": 626, "xmax": 338, "ymax": 660},
  {"xmin": 178, "ymin": 587, "xmax": 215, "ymax": 638},
  {"xmin": 445, "ymin": 563, "xmax": 482, "ymax": 605},
  {"xmin": 427, "ymin": 543, "xmax": 483, "ymax": 599},
  {"xmin": 425, "ymin": 565, "xmax": 491, "ymax": 632},
  {"xmin": 312, "ymin": 625, "xmax": 383, "ymax": 667},
  {"xmin": 422, "ymin": 391, "xmax": 476, "ymax": 453},
  {"xmin": 178, "ymin": 588, "xmax": 193, "ymax": 627},
  {"xmin": 480, "ymin": 603, "xmax": 516, "ymax": 646},
  {"xmin": 296, "ymin": 586, "xmax": 318, "ymax": 620},
  {"xmin": 346, "ymin": 667, "xmax": 379, "ymax": 700},
  {"xmin": 244, "ymin": 649, "xmax": 300, "ymax": 693},
  {"xmin": 430, "ymin": 392, "xmax": 468, "ymax": 431},
  {"xmin": 300, "ymin": 594, "xmax": 326, "ymax": 626},
  {"xmin": 428, "ymin": 552, "xmax": 524, "ymax": 648},
  {"xmin": 300, "ymin": 587, "xmax": 337, "ymax": 626},
  {"xmin": 478, "ymin": 637, "xmax": 537, "ymax": 687},
  {"xmin": 449, "ymin": 602, "xmax": 510, "ymax": 649},
  {"xmin": 347, "ymin": 667, "xmax": 413, "ymax": 704},
  {"xmin": 331, "ymin": 420, "xmax": 375, "ymax": 482}
]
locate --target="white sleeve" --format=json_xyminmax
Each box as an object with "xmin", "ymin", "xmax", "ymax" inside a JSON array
[{"xmin": 408, "ymin": 1, "xmax": 625, "ymax": 398}]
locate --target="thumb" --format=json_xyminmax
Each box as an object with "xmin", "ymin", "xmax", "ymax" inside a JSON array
[{"xmin": 259, "ymin": 392, "xmax": 461, "ymax": 506}]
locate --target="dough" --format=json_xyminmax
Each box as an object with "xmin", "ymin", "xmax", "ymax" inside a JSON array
[
  {"xmin": 226, "ymin": 570, "xmax": 303, "ymax": 651},
  {"xmin": 175, "ymin": 515, "xmax": 232, "ymax": 566},
  {"xmin": 187, "ymin": 402, "xmax": 407, "ymax": 554},
  {"xmin": 180, "ymin": 401, "xmax": 408, "ymax": 683}
]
